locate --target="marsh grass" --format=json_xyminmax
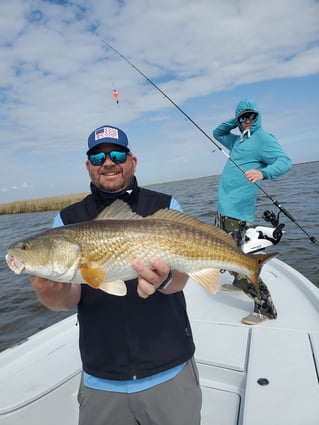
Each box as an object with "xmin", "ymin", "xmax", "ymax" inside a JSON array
[{"xmin": 0, "ymin": 193, "xmax": 89, "ymax": 215}]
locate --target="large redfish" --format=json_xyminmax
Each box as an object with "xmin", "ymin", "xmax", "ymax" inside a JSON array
[{"xmin": 6, "ymin": 200, "xmax": 276, "ymax": 296}]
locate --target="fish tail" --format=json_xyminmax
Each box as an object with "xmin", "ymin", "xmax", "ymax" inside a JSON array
[{"xmin": 250, "ymin": 252, "xmax": 278, "ymax": 293}]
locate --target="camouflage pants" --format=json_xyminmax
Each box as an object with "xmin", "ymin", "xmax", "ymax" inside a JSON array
[{"xmin": 215, "ymin": 212, "xmax": 277, "ymax": 319}]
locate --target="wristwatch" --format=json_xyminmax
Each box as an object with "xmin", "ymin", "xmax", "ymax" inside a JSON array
[{"xmin": 157, "ymin": 270, "xmax": 173, "ymax": 290}]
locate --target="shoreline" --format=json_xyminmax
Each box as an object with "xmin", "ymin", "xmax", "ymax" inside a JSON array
[{"xmin": 0, "ymin": 193, "xmax": 88, "ymax": 215}]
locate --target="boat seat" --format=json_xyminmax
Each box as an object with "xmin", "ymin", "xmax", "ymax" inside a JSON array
[
  {"xmin": 192, "ymin": 322, "xmax": 249, "ymax": 425},
  {"xmin": 192, "ymin": 321, "xmax": 249, "ymax": 371},
  {"xmin": 201, "ymin": 386, "xmax": 240, "ymax": 425},
  {"xmin": 243, "ymin": 328, "xmax": 319, "ymax": 425}
]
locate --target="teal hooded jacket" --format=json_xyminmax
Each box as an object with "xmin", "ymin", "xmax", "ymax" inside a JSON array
[{"xmin": 213, "ymin": 99, "xmax": 292, "ymax": 222}]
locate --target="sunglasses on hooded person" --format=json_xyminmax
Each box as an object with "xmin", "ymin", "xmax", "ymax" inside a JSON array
[
  {"xmin": 88, "ymin": 150, "xmax": 130, "ymax": 166},
  {"xmin": 238, "ymin": 112, "xmax": 258, "ymax": 123}
]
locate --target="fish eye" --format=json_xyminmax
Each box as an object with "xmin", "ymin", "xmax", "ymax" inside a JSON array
[{"xmin": 18, "ymin": 241, "xmax": 28, "ymax": 251}]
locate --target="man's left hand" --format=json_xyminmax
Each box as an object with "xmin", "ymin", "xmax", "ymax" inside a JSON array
[{"xmin": 131, "ymin": 258, "xmax": 171, "ymax": 298}]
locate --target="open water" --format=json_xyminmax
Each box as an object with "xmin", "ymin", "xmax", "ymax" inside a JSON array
[{"xmin": 0, "ymin": 161, "xmax": 318, "ymax": 352}]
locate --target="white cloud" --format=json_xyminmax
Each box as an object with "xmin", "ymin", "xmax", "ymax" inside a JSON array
[{"xmin": 0, "ymin": 0, "xmax": 318, "ymax": 202}]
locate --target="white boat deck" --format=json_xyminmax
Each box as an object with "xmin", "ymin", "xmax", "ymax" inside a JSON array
[
  {"xmin": 185, "ymin": 258, "xmax": 319, "ymax": 425},
  {"xmin": 0, "ymin": 258, "xmax": 318, "ymax": 425}
]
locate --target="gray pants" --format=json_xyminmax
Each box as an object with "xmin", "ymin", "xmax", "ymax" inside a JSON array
[
  {"xmin": 215, "ymin": 212, "xmax": 277, "ymax": 319},
  {"xmin": 78, "ymin": 357, "xmax": 202, "ymax": 425}
]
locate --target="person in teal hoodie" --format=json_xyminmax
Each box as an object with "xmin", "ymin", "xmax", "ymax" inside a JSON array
[{"xmin": 213, "ymin": 99, "xmax": 292, "ymax": 325}]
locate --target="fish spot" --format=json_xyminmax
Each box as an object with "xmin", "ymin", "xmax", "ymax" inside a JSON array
[{"xmin": 18, "ymin": 242, "xmax": 28, "ymax": 251}]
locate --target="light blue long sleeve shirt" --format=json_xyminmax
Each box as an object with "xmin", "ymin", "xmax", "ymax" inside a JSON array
[{"xmin": 213, "ymin": 99, "xmax": 292, "ymax": 222}]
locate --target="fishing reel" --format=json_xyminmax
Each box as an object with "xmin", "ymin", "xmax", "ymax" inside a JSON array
[
  {"xmin": 241, "ymin": 209, "xmax": 285, "ymax": 254},
  {"xmin": 262, "ymin": 209, "xmax": 280, "ymax": 226}
]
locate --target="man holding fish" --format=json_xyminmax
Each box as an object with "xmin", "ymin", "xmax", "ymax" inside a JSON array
[{"xmin": 27, "ymin": 125, "xmax": 203, "ymax": 425}]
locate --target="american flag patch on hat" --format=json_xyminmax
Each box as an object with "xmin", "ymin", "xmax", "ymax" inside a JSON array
[{"xmin": 95, "ymin": 127, "xmax": 119, "ymax": 141}]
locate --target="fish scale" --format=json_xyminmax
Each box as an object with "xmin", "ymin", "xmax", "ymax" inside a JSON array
[{"xmin": 6, "ymin": 200, "xmax": 277, "ymax": 297}]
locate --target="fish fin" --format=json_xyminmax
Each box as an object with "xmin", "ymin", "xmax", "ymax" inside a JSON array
[
  {"xmin": 150, "ymin": 209, "xmax": 237, "ymax": 247},
  {"xmin": 80, "ymin": 265, "xmax": 106, "ymax": 288},
  {"xmin": 97, "ymin": 200, "xmax": 235, "ymax": 247},
  {"xmin": 189, "ymin": 269, "xmax": 220, "ymax": 294},
  {"xmin": 254, "ymin": 252, "xmax": 279, "ymax": 265},
  {"xmin": 251, "ymin": 252, "xmax": 279, "ymax": 285},
  {"xmin": 98, "ymin": 280, "xmax": 127, "ymax": 296},
  {"xmin": 80, "ymin": 265, "xmax": 127, "ymax": 296},
  {"xmin": 95, "ymin": 200, "xmax": 142, "ymax": 221}
]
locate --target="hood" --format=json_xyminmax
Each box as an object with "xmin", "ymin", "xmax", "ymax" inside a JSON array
[{"xmin": 235, "ymin": 99, "xmax": 262, "ymax": 135}]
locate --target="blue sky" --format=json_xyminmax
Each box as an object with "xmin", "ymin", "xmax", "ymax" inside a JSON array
[{"xmin": 1, "ymin": 0, "xmax": 319, "ymax": 203}]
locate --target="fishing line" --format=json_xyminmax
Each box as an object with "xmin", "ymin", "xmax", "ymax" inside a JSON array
[{"xmin": 102, "ymin": 40, "xmax": 317, "ymax": 244}]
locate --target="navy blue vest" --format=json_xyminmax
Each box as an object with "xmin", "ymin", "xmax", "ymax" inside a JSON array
[{"xmin": 60, "ymin": 183, "xmax": 195, "ymax": 380}]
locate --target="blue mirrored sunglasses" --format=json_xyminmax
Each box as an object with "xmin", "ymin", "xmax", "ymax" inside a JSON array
[
  {"xmin": 238, "ymin": 112, "xmax": 257, "ymax": 123},
  {"xmin": 88, "ymin": 150, "xmax": 128, "ymax": 166}
]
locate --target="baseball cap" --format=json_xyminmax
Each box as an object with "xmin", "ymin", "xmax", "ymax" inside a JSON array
[
  {"xmin": 238, "ymin": 109, "xmax": 258, "ymax": 118},
  {"xmin": 87, "ymin": 125, "xmax": 130, "ymax": 154}
]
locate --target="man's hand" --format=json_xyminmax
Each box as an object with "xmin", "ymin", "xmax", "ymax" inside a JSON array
[
  {"xmin": 245, "ymin": 169, "xmax": 264, "ymax": 183},
  {"xmin": 30, "ymin": 275, "xmax": 81, "ymax": 311},
  {"xmin": 131, "ymin": 258, "xmax": 188, "ymax": 298}
]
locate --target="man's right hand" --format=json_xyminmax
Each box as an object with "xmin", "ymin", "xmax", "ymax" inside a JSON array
[{"xmin": 30, "ymin": 275, "xmax": 81, "ymax": 311}]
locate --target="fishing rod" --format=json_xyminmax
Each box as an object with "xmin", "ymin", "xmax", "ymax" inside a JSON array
[{"xmin": 102, "ymin": 40, "xmax": 317, "ymax": 244}]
